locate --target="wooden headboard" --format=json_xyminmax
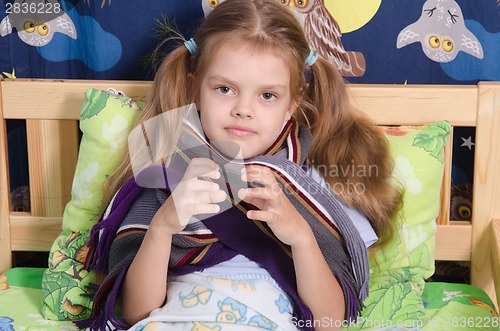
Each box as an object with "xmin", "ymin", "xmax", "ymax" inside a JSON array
[{"xmin": 1, "ymin": 78, "xmax": 499, "ymax": 308}]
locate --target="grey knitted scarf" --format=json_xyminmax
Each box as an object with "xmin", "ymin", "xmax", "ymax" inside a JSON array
[{"xmin": 79, "ymin": 117, "xmax": 370, "ymax": 331}]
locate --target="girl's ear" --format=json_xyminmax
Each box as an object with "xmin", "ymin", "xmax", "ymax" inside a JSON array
[{"xmin": 286, "ymin": 98, "xmax": 300, "ymax": 121}]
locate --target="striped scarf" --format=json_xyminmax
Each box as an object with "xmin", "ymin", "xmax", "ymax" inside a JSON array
[{"xmin": 77, "ymin": 116, "xmax": 369, "ymax": 331}]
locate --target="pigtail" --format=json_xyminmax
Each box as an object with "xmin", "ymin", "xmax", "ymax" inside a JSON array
[
  {"xmin": 305, "ymin": 58, "xmax": 403, "ymax": 246},
  {"xmin": 150, "ymin": 46, "xmax": 193, "ymax": 117},
  {"xmin": 102, "ymin": 44, "xmax": 193, "ymax": 209}
]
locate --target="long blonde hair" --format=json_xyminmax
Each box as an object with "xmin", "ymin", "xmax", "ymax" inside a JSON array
[{"xmin": 105, "ymin": 0, "xmax": 402, "ymax": 246}]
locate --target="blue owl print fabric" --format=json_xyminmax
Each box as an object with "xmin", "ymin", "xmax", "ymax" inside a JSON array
[
  {"xmin": 128, "ymin": 273, "xmax": 298, "ymax": 331},
  {"xmin": 1, "ymin": 0, "xmax": 498, "ymax": 86}
]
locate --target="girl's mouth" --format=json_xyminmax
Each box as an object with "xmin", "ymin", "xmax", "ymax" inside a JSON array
[{"xmin": 226, "ymin": 126, "xmax": 256, "ymax": 137}]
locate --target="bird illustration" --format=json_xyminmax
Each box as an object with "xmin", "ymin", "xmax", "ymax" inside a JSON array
[
  {"xmin": 202, "ymin": 0, "xmax": 366, "ymax": 77},
  {"xmin": 397, "ymin": 0, "xmax": 483, "ymax": 63},
  {"xmin": 469, "ymin": 297, "xmax": 499, "ymax": 317},
  {"xmin": 1, "ymin": 0, "xmax": 77, "ymax": 47}
]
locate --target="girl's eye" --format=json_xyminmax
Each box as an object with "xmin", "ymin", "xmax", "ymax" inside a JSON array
[
  {"xmin": 262, "ymin": 92, "xmax": 276, "ymax": 101},
  {"xmin": 216, "ymin": 86, "xmax": 233, "ymax": 94}
]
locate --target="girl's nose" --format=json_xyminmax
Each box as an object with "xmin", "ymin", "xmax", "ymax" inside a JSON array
[{"xmin": 231, "ymin": 98, "xmax": 255, "ymax": 119}]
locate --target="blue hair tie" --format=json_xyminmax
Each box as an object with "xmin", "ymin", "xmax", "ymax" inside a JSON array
[
  {"xmin": 304, "ymin": 49, "xmax": 318, "ymax": 67},
  {"xmin": 184, "ymin": 38, "xmax": 197, "ymax": 55}
]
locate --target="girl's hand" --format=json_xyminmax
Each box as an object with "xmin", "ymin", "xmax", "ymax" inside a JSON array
[
  {"xmin": 154, "ymin": 158, "xmax": 227, "ymax": 234},
  {"xmin": 238, "ymin": 164, "xmax": 314, "ymax": 247}
]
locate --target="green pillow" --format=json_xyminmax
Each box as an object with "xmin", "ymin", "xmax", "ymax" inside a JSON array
[
  {"xmin": 348, "ymin": 121, "xmax": 451, "ymax": 329},
  {"xmin": 41, "ymin": 88, "xmax": 143, "ymax": 321}
]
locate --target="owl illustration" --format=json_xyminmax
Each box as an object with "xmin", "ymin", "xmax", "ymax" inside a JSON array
[
  {"xmin": 397, "ymin": 0, "xmax": 483, "ymax": 63},
  {"xmin": 202, "ymin": 0, "xmax": 366, "ymax": 77},
  {"xmin": 10, "ymin": 185, "xmax": 30, "ymax": 212},
  {"xmin": 1, "ymin": 0, "xmax": 77, "ymax": 47},
  {"xmin": 450, "ymin": 182, "xmax": 472, "ymax": 221}
]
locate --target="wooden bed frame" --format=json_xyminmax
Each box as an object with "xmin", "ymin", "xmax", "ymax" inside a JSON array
[{"xmin": 1, "ymin": 78, "xmax": 499, "ymax": 309}]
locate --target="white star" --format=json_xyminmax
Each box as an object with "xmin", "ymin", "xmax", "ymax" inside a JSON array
[{"xmin": 461, "ymin": 136, "xmax": 475, "ymax": 150}]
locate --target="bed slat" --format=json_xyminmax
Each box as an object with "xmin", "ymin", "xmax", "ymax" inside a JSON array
[
  {"xmin": 350, "ymin": 85, "xmax": 477, "ymax": 126},
  {"xmin": 26, "ymin": 120, "xmax": 78, "ymax": 217},
  {"xmin": 10, "ymin": 213, "xmax": 61, "ymax": 251},
  {"xmin": 435, "ymin": 222, "xmax": 472, "ymax": 261},
  {"xmin": 2, "ymin": 79, "xmax": 151, "ymax": 120}
]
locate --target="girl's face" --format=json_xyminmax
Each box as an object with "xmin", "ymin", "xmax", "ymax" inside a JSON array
[{"xmin": 198, "ymin": 43, "xmax": 297, "ymax": 159}]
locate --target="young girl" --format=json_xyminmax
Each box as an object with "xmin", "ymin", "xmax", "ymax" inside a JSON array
[{"xmin": 79, "ymin": 0, "xmax": 401, "ymax": 330}]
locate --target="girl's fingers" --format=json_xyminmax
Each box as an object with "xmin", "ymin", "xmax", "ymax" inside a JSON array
[
  {"xmin": 239, "ymin": 164, "xmax": 280, "ymax": 197},
  {"xmin": 187, "ymin": 178, "xmax": 221, "ymax": 193},
  {"xmin": 245, "ymin": 209, "xmax": 276, "ymax": 224},
  {"xmin": 237, "ymin": 188, "xmax": 266, "ymax": 210},
  {"xmin": 238, "ymin": 165, "xmax": 282, "ymax": 210},
  {"xmin": 210, "ymin": 189, "xmax": 227, "ymax": 203},
  {"xmin": 188, "ymin": 203, "xmax": 221, "ymax": 215},
  {"xmin": 196, "ymin": 189, "xmax": 227, "ymax": 204},
  {"xmin": 185, "ymin": 158, "xmax": 220, "ymax": 180},
  {"xmin": 238, "ymin": 187, "xmax": 275, "ymax": 201},
  {"xmin": 186, "ymin": 167, "xmax": 220, "ymax": 181},
  {"xmin": 241, "ymin": 165, "xmax": 275, "ymax": 185},
  {"xmin": 173, "ymin": 176, "xmax": 226, "ymax": 220},
  {"xmin": 176, "ymin": 202, "xmax": 221, "ymax": 225}
]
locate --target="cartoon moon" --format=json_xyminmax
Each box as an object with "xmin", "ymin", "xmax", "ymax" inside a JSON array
[{"xmin": 324, "ymin": 0, "xmax": 381, "ymax": 33}]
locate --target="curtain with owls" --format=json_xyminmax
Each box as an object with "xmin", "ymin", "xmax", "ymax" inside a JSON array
[{"xmin": 1, "ymin": 0, "xmax": 498, "ymax": 226}]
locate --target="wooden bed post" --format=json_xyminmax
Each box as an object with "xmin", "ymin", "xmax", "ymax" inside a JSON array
[
  {"xmin": 472, "ymin": 82, "xmax": 500, "ymax": 306},
  {"xmin": 0, "ymin": 78, "xmax": 13, "ymax": 272}
]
